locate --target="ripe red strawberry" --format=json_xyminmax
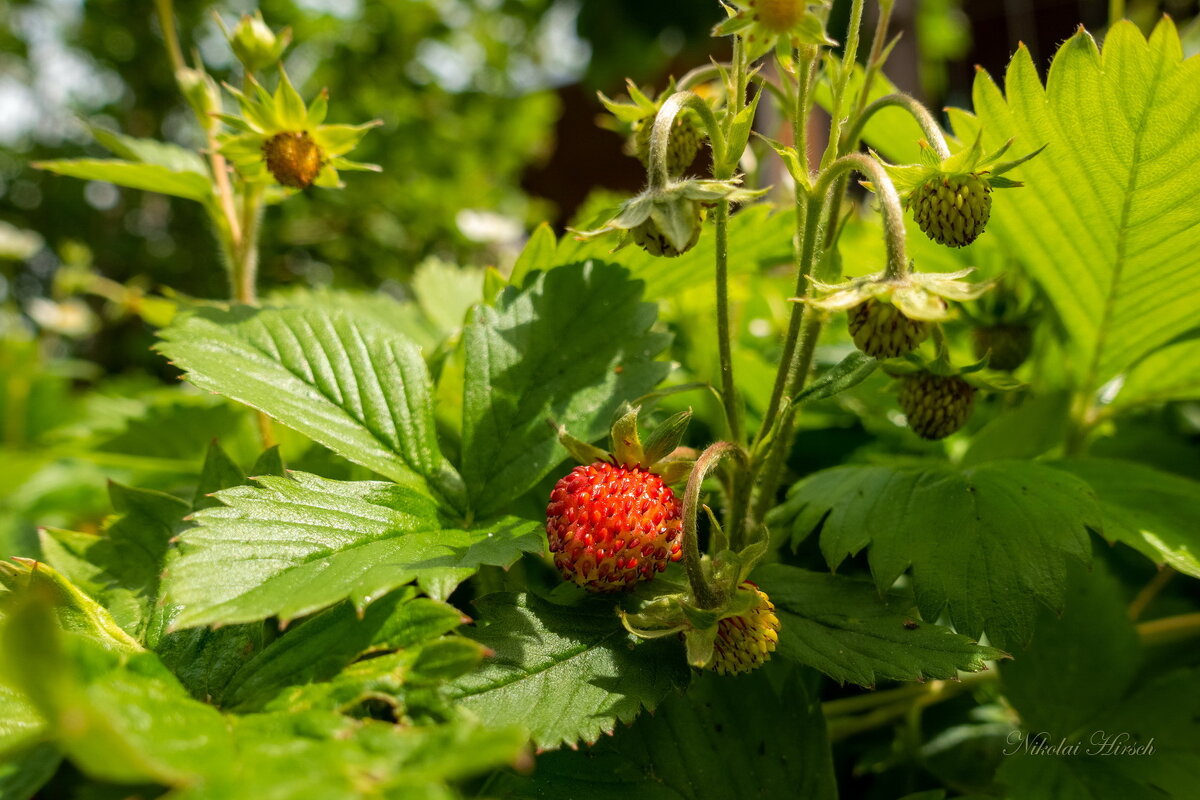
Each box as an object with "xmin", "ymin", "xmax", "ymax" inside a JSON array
[
  {"xmin": 546, "ymin": 461, "xmax": 683, "ymax": 592},
  {"xmin": 708, "ymin": 583, "xmax": 781, "ymax": 675}
]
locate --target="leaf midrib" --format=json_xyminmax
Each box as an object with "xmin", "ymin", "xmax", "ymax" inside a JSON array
[{"xmin": 1082, "ymin": 42, "xmax": 1168, "ymax": 398}]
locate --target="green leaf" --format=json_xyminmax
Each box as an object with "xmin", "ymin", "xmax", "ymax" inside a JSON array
[
  {"xmin": 489, "ymin": 667, "xmax": 837, "ymax": 800},
  {"xmin": 157, "ymin": 306, "xmax": 467, "ymax": 512},
  {"xmin": 1111, "ymin": 335, "xmax": 1200, "ymax": 412},
  {"xmin": 193, "ymin": 440, "xmax": 247, "ymax": 512},
  {"xmin": 769, "ymin": 461, "xmax": 1097, "ymax": 648},
  {"xmin": 1, "ymin": 570, "xmax": 525, "ymax": 796},
  {"xmin": 0, "ymin": 682, "xmax": 47, "ymax": 756},
  {"xmin": 792, "ymin": 351, "xmax": 878, "ymax": 405},
  {"xmin": 997, "ymin": 564, "xmax": 1196, "ymax": 800},
  {"xmin": 447, "ymin": 592, "xmax": 690, "ymax": 749},
  {"xmin": 462, "ymin": 262, "xmax": 670, "ymax": 517},
  {"xmin": 164, "ymin": 472, "xmax": 542, "ymax": 628},
  {"xmin": 959, "ymin": 393, "xmax": 1071, "ymax": 466},
  {"xmin": 509, "ymin": 222, "xmax": 558, "ymax": 288},
  {"xmin": 88, "ymin": 125, "xmax": 209, "ymax": 175},
  {"xmin": 0, "ymin": 743, "xmax": 60, "ymax": 800},
  {"xmin": 411, "ymin": 257, "xmax": 483, "ymax": 333},
  {"xmin": 1000, "ymin": 561, "xmax": 1139, "ymax": 738},
  {"xmin": 0, "ymin": 560, "xmax": 140, "ymax": 654},
  {"xmin": 1055, "ymin": 458, "xmax": 1200, "ymax": 578},
  {"xmin": 754, "ymin": 565, "xmax": 1004, "ymax": 687},
  {"xmin": 34, "ymin": 159, "xmax": 213, "ymax": 202},
  {"xmin": 39, "ymin": 483, "xmax": 186, "ymax": 643},
  {"xmin": 560, "ymin": 204, "xmax": 796, "ymax": 302},
  {"xmin": 950, "ymin": 20, "xmax": 1200, "ymax": 399},
  {"xmin": 219, "ymin": 587, "xmax": 465, "ymax": 710}
]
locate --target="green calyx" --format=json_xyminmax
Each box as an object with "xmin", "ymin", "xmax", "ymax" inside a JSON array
[
  {"xmin": 600, "ymin": 79, "xmax": 705, "ymax": 176},
  {"xmin": 712, "ymin": 0, "xmax": 836, "ymax": 61},
  {"xmin": 554, "ymin": 405, "xmax": 694, "ymax": 483},
  {"xmin": 619, "ymin": 525, "xmax": 775, "ymax": 671},
  {"xmin": 961, "ymin": 275, "xmax": 1040, "ymax": 370},
  {"xmin": 573, "ymin": 177, "xmax": 764, "ymax": 258},
  {"xmin": 803, "ymin": 267, "xmax": 995, "ymax": 328},
  {"xmin": 877, "ymin": 133, "xmax": 1045, "ymax": 247}
]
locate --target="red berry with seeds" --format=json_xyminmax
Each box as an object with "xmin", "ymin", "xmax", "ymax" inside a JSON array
[{"xmin": 546, "ymin": 461, "xmax": 684, "ymax": 592}]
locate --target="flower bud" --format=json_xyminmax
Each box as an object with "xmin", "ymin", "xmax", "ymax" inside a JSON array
[
  {"xmin": 227, "ymin": 11, "xmax": 291, "ymax": 73},
  {"xmin": 176, "ymin": 67, "xmax": 221, "ymax": 130}
]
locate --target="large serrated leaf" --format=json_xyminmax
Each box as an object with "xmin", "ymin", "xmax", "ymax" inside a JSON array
[
  {"xmin": 447, "ymin": 592, "xmax": 690, "ymax": 750},
  {"xmin": 769, "ymin": 461, "xmax": 1097, "ymax": 648},
  {"xmin": 998, "ymin": 563, "xmax": 1196, "ymax": 800},
  {"xmin": 488, "ymin": 666, "xmax": 837, "ymax": 800},
  {"xmin": 754, "ymin": 565, "xmax": 1004, "ymax": 687},
  {"xmin": 1054, "ymin": 458, "xmax": 1200, "ymax": 578},
  {"xmin": 462, "ymin": 261, "xmax": 670, "ymax": 517},
  {"xmin": 1, "ymin": 582, "xmax": 526, "ymax": 797},
  {"xmin": 164, "ymin": 472, "xmax": 543, "ymax": 628},
  {"xmin": 948, "ymin": 19, "xmax": 1200, "ymax": 403},
  {"xmin": 157, "ymin": 306, "xmax": 467, "ymax": 513},
  {"xmin": 39, "ymin": 483, "xmax": 186, "ymax": 644}
]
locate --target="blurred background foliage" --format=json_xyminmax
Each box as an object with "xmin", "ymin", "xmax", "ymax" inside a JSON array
[{"xmin": 1, "ymin": 0, "xmax": 1198, "ymax": 585}]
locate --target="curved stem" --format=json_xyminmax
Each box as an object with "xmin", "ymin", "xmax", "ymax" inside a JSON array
[
  {"xmin": 682, "ymin": 442, "xmax": 745, "ymax": 609},
  {"xmin": 845, "ymin": 94, "xmax": 952, "ymax": 160},
  {"xmin": 650, "ymin": 92, "xmax": 726, "ymax": 190},
  {"xmin": 817, "ymin": 152, "xmax": 908, "ymax": 278},
  {"xmin": 677, "ymin": 63, "xmax": 728, "ymax": 92}
]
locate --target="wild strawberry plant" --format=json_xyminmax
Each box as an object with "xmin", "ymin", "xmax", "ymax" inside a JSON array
[{"xmin": 3, "ymin": 1, "xmax": 1200, "ymax": 798}]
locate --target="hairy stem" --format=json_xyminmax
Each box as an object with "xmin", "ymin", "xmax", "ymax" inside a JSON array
[
  {"xmin": 820, "ymin": 0, "xmax": 865, "ymax": 170},
  {"xmin": 751, "ymin": 313, "xmax": 822, "ymax": 525},
  {"xmin": 846, "ymin": 93, "xmax": 952, "ymax": 160},
  {"xmin": 759, "ymin": 191, "xmax": 824, "ymax": 449},
  {"xmin": 818, "ymin": 152, "xmax": 908, "ymax": 277},
  {"xmin": 650, "ymin": 92, "xmax": 726, "ymax": 189},
  {"xmin": 683, "ymin": 442, "xmax": 745, "ymax": 608}
]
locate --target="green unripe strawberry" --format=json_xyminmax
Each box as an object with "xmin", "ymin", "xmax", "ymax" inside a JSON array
[
  {"xmin": 631, "ymin": 213, "xmax": 701, "ymax": 258},
  {"xmin": 707, "ymin": 583, "xmax": 781, "ymax": 675},
  {"xmin": 898, "ymin": 372, "xmax": 976, "ymax": 440},
  {"xmin": 912, "ymin": 173, "xmax": 992, "ymax": 248},
  {"xmin": 633, "ymin": 114, "xmax": 702, "ymax": 176},
  {"xmin": 848, "ymin": 299, "xmax": 932, "ymax": 359},
  {"xmin": 972, "ymin": 324, "xmax": 1033, "ymax": 371}
]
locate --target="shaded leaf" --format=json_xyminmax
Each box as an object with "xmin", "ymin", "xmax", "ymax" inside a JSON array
[
  {"xmin": 1055, "ymin": 458, "xmax": 1200, "ymax": 578},
  {"xmin": 769, "ymin": 461, "xmax": 1096, "ymax": 647},
  {"xmin": 39, "ymin": 483, "xmax": 186, "ymax": 643},
  {"xmin": 447, "ymin": 592, "xmax": 690, "ymax": 749},
  {"xmin": 754, "ymin": 565, "xmax": 1004, "ymax": 687},
  {"xmin": 489, "ymin": 666, "xmax": 836, "ymax": 800}
]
